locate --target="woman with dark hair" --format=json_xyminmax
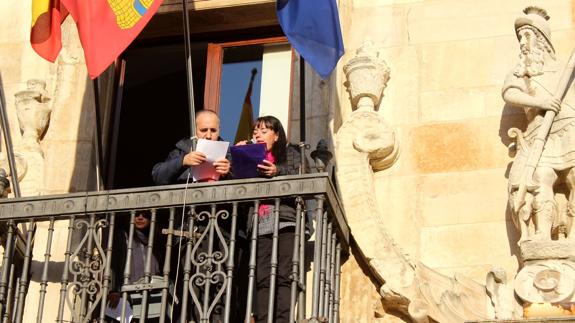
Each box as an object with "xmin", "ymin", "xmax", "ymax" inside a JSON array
[{"xmin": 237, "ymin": 115, "xmax": 302, "ymax": 323}]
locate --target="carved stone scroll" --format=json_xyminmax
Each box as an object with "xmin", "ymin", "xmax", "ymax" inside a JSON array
[{"xmin": 336, "ymin": 41, "xmax": 492, "ymax": 322}]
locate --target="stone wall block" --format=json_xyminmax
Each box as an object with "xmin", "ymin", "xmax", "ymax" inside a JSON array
[
  {"xmin": 378, "ymin": 46, "xmax": 420, "ymax": 126},
  {"xmin": 407, "ymin": 0, "xmax": 573, "ymax": 44},
  {"xmin": 20, "ymin": 45, "xmax": 55, "ymax": 84},
  {"xmin": 339, "ymin": 253, "xmax": 397, "ymax": 322},
  {"xmin": 353, "ymin": 0, "xmax": 423, "ymax": 7},
  {"xmin": 41, "ymin": 51, "xmax": 93, "ymax": 144},
  {"xmin": 419, "ymin": 88, "xmax": 485, "ymax": 123},
  {"xmin": 406, "ymin": 116, "xmax": 520, "ymax": 175},
  {"xmin": 373, "ymin": 174, "xmax": 421, "ymax": 258},
  {"xmin": 420, "ymin": 222, "xmax": 517, "ymax": 272},
  {"xmin": 418, "ymin": 37, "xmax": 517, "ymax": 93},
  {"xmin": 0, "ymin": 43, "xmax": 26, "ymax": 86},
  {"xmin": 0, "ymin": 1, "xmax": 32, "ymax": 44},
  {"xmin": 418, "ymin": 169, "xmax": 509, "ymax": 227},
  {"xmin": 43, "ymin": 140, "xmax": 93, "ymax": 192},
  {"xmin": 349, "ymin": 6, "xmax": 410, "ymax": 49},
  {"xmin": 1, "ymin": 82, "xmax": 25, "ymax": 149}
]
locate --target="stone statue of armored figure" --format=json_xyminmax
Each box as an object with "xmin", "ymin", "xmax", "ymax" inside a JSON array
[{"xmin": 504, "ymin": 6, "xmax": 575, "ymax": 243}]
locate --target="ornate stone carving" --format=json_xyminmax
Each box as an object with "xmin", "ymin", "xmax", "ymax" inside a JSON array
[
  {"xmin": 485, "ymin": 266, "xmax": 523, "ymax": 319},
  {"xmin": 336, "ymin": 41, "xmax": 491, "ymax": 322},
  {"xmin": 0, "ymin": 153, "xmax": 27, "ymax": 182},
  {"xmin": 343, "ymin": 41, "xmax": 390, "ymax": 111},
  {"xmin": 514, "ymin": 261, "xmax": 575, "ymax": 304},
  {"xmin": 15, "ymin": 79, "xmax": 51, "ymax": 155},
  {"xmin": 0, "ymin": 169, "xmax": 10, "ymax": 198},
  {"xmin": 501, "ymin": 7, "xmax": 575, "ymax": 319},
  {"xmin": 336, "ymin": 42, "xmax": 412, "ymax": 320},
  {"xmin": 411, "ymin": 262, "xmax": 491, "ymax": 322},
  {"xmin": 504, "ymin": 6, "xmax": 575, "ymax": 244},
  {"xmin": 340, "ymin": 41, "xmax": 399, "ymax": 173},
  {"xmin": 12, "ymin": 79, "xmax": 52, "ymax": 196}
]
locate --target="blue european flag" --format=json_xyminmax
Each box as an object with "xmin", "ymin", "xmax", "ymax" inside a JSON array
[{"xmin": 276, "ymin": 0, "xmax": 345, "ymax": 79}]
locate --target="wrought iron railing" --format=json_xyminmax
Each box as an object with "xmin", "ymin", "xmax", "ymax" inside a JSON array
[{"xmin": 0, "ymin": 173, "xmax": 348, "ymax": 323}]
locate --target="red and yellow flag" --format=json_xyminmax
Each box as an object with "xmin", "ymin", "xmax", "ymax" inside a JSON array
[
  {"xmin": 234, "ymin": 69, "xmax": 257, "ymax": 144},
  {"xmin": 31, "ymin": 0, "xmax": 68, "ymax": 62},
  {"xmin": 31, "ymin": 0, "xmax": 163, "ymax": 79},
  {"xmin": 62, "ymin": 0, "xmax": 163, "ymax": 78}
]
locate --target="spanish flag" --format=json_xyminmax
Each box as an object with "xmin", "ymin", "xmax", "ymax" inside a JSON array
[
  {"xmin": 31, "ymin": 0, "xmax": 163, "ymax": 79},
  {"xmin": 234, "ymin": 69, "xmax": 257, "ymax": 144},
  {"xmin": 31, "ymin": 0, "xmax": 68, "ymax": 62}
]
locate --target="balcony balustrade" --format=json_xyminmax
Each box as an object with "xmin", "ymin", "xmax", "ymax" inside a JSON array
[{"xmin": 0, "ymin": 173, "xmax": 348, "ymax": 323}]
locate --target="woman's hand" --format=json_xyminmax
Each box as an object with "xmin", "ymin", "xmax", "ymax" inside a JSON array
[
  {"xmin": 257, "ymin": 159, "xmax": 277, "ymax": 177},
  {"xmin": 235, "ymin": 140, "xmax": 249, "ymax": 146}
]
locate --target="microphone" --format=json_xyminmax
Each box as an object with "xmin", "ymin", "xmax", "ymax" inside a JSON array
[{"xmin": 190, "ymin": 136, "xmax": 198, "ymax": 152}]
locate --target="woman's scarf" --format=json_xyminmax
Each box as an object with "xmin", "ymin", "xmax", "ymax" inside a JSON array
[
  {"xmin": 258, "ymin": 151, "xmax": 276, "ymax": 218},
  {"xmin": 129, "ymin": 229, "xmax": 159, "ymax": 283}
]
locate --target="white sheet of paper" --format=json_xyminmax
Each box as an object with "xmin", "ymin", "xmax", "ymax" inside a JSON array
[
  {"xmin": 105, "ymin": 299, "xmax": 133, "ymax": 323},
  {"xmin": 192, "ymin": 139, "xmax": 230, "ymax": 182}
]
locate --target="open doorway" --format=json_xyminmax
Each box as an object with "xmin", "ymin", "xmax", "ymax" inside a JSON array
[
  {"xmin": 110, "ymin": 30, "xmax": 290, "ymax": 189},
  {"xmin": 112, "ymin": 42, "xmax": 207, "ymax": 189}
]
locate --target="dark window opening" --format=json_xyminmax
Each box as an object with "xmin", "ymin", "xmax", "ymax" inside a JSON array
[{"xmin": 111, "ymin": 28, "xmax": 286, "ymax": 189}]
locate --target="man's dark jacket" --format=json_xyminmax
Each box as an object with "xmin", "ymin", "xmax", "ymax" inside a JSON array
[{"xmin": 152, "ymin": 137, "xmax": 231, "ymax": 185}]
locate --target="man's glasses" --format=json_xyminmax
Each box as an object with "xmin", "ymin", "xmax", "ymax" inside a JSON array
[{"xmin": 135, "ymin": 212, "xmax": 151, "ymax": 219}]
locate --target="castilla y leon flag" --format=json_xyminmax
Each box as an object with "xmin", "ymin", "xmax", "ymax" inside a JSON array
[
  {"xmin": 31, "ymin": 0, "xmax": 163, "ymax": 79},
  {"xmin": 31, "ymin": 0, "xmax": 69, "ymax": 62},
  {"xmin": 62, "ymin": 0, "xmax": 163, "ymax": 78}
]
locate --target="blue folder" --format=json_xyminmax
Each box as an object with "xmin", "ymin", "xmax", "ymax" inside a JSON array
[{"xmin": 230, "ymin": 143, "xmax": 266, "ymax": 179}]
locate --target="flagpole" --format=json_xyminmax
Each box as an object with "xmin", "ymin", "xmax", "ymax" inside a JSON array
[
  {"xmin": 92, "ymin": 79, "xmax": 105, "ymax": 190},
  {"xmin": 298, "ymin": 56, "xmax": 309, "ymax": 175},
  {"xmin": 0, "ymin": 73, "xmax": 20, "ymax": 317},
  {"xmin": 299, "ymin": 56, "xmax": 306, "ymax": 142},
  {"xmin": 181, "ymin": 0, "xmax": 197, "ymax": 147},
  {"xmin": 0, "ymin": 74, "xmax": 21, "ymax": 198}
]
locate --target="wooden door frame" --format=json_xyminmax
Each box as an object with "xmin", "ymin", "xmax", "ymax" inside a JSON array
[{"xmin": 203, "ymin": 36, "xmax": 288, "ymax": 114}]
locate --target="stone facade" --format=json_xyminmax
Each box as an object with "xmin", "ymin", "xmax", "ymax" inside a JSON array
[
  {"xmin": 331, "ymin": 0, "xmax": 575, "ymax": 321},
  {"xmin": 3, "ymin": 0, "xmax": 575, "ymax": 322}
]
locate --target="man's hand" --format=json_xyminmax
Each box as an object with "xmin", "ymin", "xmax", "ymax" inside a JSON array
[
  {"xmin": 107, "ymin": 292, "xmax": 121, "ymax": 309},
  {"xmin": 539, "ymin": 96, "xmax": 561, "ymax": 113},
  {"xmin": 257, "ymin": 159, "xmax": 277, "ymax": 177},
  {"xmin": 214, "ymin": 158, "xmax": 231, "ymax": 175},
  {"xmin": 183, "ymin": 151, "xmax": 207, "ymax": 167}
]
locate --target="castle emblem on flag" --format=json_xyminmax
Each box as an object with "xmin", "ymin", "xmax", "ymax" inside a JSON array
[{"xmin": 107, "ymin": 0, "xmax": 154, "ymax": 29}]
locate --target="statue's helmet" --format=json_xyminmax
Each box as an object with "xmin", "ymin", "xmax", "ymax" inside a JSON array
[{"xmin": 515, "ymin": 6, "xmax": 555, "ymax": 54}]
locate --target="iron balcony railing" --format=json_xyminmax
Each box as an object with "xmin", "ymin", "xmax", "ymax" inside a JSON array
[{"xmin": 0, "ymin": 173, "xmax": 348, "ymax": 323}]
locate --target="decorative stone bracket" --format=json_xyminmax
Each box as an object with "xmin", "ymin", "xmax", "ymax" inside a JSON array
[
  {"xmin": 14, "ymin": 79, "xmax": 52, "ymax": 155},
  {"xmin": 342, "ymin": 40, "xmax": 399, "ymax": 172},
  {"xmin": 336, "ymin": 41, "xmax": 493, "ymax": 323}
]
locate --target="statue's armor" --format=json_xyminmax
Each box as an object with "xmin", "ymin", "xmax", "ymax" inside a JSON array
[{"xmin": 504, "ymin": 65, "xmax": 575, "ymax": 188}]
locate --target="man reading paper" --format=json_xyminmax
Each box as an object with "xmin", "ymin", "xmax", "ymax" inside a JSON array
[
  {"xmin": 152, "ymin": 110, "xmax": 231, "ymax": 184},
  {"xmin": 150, "ymin": 109, "xmax": 247, "ymax": 323}
]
